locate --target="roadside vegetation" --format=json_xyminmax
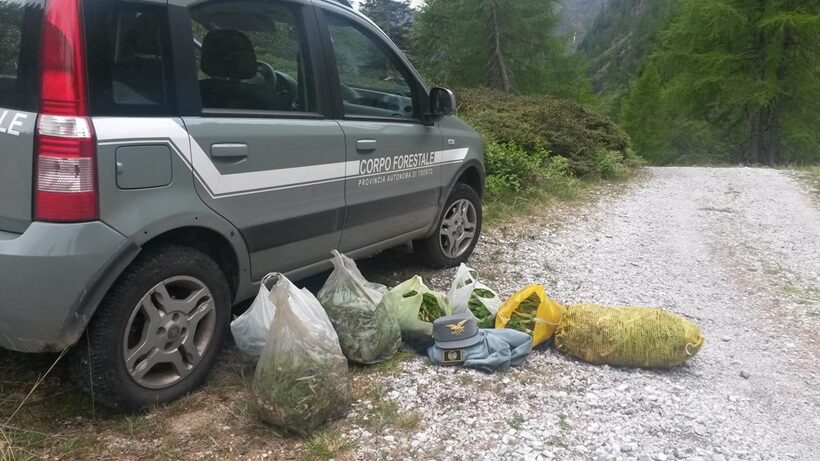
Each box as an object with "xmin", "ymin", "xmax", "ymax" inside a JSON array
[
  {"xmin": 456, "ymin": 88, "xmax": 641, "ymax": 223},
  {"xmin": 799, "ymin": 166, "xmax": 820, "ymax": 198}
]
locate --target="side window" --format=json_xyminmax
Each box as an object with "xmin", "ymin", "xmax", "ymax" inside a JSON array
[
  {"xmin": 0, "ymin": 0, "xmax": 43, "ymax": 112},
  {"xmin": 84, "ymin": 1, "xmax": 174, "ymax": 115},
  {"xmin": 190, "ymin": 1, "xmax": 316, "ymax": 113},
  {"xmin": 326, "ymin": 14, "xmax": 416, "ymax": 119}
]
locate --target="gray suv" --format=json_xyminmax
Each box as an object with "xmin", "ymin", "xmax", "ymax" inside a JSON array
[{"xmin": 0, "ymin": 0, "xmax": 484, "ymax": 409}]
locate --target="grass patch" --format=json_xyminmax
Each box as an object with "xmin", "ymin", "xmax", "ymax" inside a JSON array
[
  {"xmin": 394, "ymin": 412, "xmax": 422, "ymax": 431},
  {"xmin": 302, "ymin": 429, "xmax": 355, "ymax": 461},
  {"xmin": 483, "ymin": 174, "xmax": 627, "ymax": 226},
  {"xmin": 483, "ymin": 178, "xmax": 579, "ymax": 225},
  {"xmin": 799, "ymin": 166, "xmax": 820, "ymax": 198},
  {"xmin": 0, "ymin": 426, "xmax": 81, "ymax": 461},
  {"xmin": 350, "ymin": 350, "xmax": 416, "ymax": 375},
  {"xmin": 507, "ymin": 414, "xmax": 525, "ymax": 430}
]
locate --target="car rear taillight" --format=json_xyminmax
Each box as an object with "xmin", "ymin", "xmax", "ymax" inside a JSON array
[{"xmin": 34, "ymin": 0, "xmax": 98, "ymax": 222}]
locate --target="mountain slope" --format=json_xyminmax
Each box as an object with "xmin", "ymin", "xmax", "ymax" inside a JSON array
[
  {"xmin": 579, "ymin": 0, "xmax": 675, "ymax": 111},
  {"xmin": 556, "ymin": 0, "xmax": 608, "ymax": 49}
]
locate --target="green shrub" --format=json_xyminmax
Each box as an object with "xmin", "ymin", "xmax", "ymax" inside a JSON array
[
  {"xmin": 457, "ymin": 88, "xmax": 634, "ymax": 177},
  {"xmin": 545, "ymin": 156, "xmax": 573, "ymax": 180},
  {"xmin": 483, "ymin": 141, "xmax": 549, "ymax": 199},
  {"xmin": 595, "ymin": 150, "xmax": 629, "ymax": 179}
]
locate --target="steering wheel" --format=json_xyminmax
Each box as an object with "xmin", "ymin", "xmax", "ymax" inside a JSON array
[
  {"xmin": 255, "ymin": 61, "xmax": 278, "ymax": 92},
  {"xmin": 272, "ymin": 71, "xmax": 297, "ymax": 109}
]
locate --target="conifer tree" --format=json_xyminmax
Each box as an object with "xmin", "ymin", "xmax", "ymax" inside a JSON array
[
  {"xmin": 653, "ymin": 0, "xmax": 820, "ymax": 164},
  {"xmin": 412, "ymin": 0, "xmax": 592, "ymax": 99},
  {"xmin": 621, "ymin": 63, "xmax": 670, "ymax": 163},
  {"xmin": 360, "ymin": 0, "xmax": 414, "ymax": 52}
]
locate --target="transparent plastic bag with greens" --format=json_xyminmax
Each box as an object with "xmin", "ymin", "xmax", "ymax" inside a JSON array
[
  {"xmin": 382, "ymin": 276, "xmax": 452, "ymax": 338},
  {"xmin": 448, "ymin": 264, "xmax": 502, "ymax": 328},
  {"xmin": 253, "ymin": 274, "xmax": 351, "ymax": 435},
  {"xmin": 317, "ymin": 251, "xmax": 400, "ymax": 365},
  {"xmin": 230, "ymin": 274, "xmax": 277, "ymax": 356}
]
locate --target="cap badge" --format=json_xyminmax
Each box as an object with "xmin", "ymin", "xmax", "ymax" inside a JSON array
[{"xmin": 446, "ymin": 319, "xmax": 468, "ymax": 336}]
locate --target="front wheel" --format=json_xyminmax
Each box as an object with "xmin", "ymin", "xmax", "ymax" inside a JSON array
[
  {"xmin": 415, "ymin": 183, "xmax": 483, "ymax": 269},
  {"xmin": 70, "ymin": 244, "xmax": 231, "ymax": 410}
]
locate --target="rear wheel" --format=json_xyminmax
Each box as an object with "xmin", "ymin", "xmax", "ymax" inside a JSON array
[
  {"xmin": 415, "ymin": 183, "xmax": 483, "ymax": 269},
  {"xmin": 71, "ymin": 244, "xmax": 230, "ymax": 410}
]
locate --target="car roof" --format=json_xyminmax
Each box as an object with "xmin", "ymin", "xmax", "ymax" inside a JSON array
[
  {"xmin": 315, "ymin": 0, "xmax": 355, "ymax": 10},
  {"xmin": 314, "ymin": 0, "xmax": 385, "ymax": 33}
]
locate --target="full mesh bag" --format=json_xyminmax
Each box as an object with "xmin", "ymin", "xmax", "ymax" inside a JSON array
[
  {"xmin": 448, "ymin": 264, "xmax": 502, "ymax": 328},
  {"xmin": 554, "ymin": 304, "xmax": 704, "ymax": 369},
  {"xmin": 317, "ymin": 251, "xmax": 400, "ymax": 365},
  {"xmin": 253, "ymin": 274, "xmax": 351, "ymax": 435}
]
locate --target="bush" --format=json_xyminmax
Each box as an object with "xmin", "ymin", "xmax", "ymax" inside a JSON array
[
  {"xmin": 457, "ymin": 88, "xmax": 634, "ymax": 177},
  {"xmin": 483, "ymin": 141, "xmax": 549, "ymax": 198},
  {"xmin": 545, "ymin": 156, "xmax": 573, "ymax": 180},
  {"xmin": 595, "ymin": 150, "xmax": 629, "ymax": 179}
]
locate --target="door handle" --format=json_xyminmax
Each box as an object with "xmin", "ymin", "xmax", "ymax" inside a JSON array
[
  {"xmin": 211, "ymin": 143, "xmax": 248, "ymax": 160},
  {"xmin": 356, "ymin": 139, "xmax": 378, "ymax": 153}
]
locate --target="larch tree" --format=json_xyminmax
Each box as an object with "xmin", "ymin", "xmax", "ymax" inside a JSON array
[
  {"xmin": 621, "ymin": 62, "xmax": 670, "ymax": 162},
  {"xmin": 653, "ymin": 0, "xmax": 820, "ymax": 164}
]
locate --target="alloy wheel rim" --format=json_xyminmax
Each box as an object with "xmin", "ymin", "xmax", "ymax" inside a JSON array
[
  {"xmin": 439, "ymin": 198, "xmax": 478, "ymax": 259},
  {"xmin": 123, "ymin": 276, "xmax": 216, "ymax": 390}
]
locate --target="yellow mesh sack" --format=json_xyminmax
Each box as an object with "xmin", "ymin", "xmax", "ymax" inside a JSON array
[
  {"xmin": 495, "ymin": 285, "xmax": 567, "ymax": 347},
  {"xmin": 554, "ymin": 304, "xmax": 704, "ymax": 368}
]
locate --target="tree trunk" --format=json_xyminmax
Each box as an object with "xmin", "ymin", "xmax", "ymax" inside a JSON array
[
  {"xmin": 766, "ymin": 108, "xmax": 781, "ymax": 166},
  {"xmin": 746, "ymin": 109, "xmax": 761, "ymax": 165},
  {"xmin": 488, "ymin": 1, "xmax": 512, "ymax": 92}
]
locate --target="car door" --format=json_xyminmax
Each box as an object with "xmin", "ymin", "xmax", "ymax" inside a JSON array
[
  {"xmin": 316, "ymin": 6, "xmax": 445, "ymax": 252},
  {"xmin": 176, "ymin": 0, "xmax": 346, "ymax": 281}
]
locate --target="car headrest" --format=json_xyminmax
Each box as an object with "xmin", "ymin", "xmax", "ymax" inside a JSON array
[
  {"xmin": 120, "ymin": 13, "xmax": 162, "ymax": 57},
  {"xmin": 201, "ymin": 30, "xmax": 257, "ymax": 80}
]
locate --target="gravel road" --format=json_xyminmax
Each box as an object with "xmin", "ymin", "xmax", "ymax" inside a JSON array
[{"xmin": 352, "ymin": 167, "xmax": 820, "ymax": 461}]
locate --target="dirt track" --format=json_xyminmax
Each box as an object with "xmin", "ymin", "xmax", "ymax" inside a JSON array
[{"xmin": 2, "ymin": 167, "xmax": 818, "ymax": 460}]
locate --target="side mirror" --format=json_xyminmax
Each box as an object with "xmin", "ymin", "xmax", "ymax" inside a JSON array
[{"xmin": 429, "ymin": 87, "xmax": 456, "ymax": 120}]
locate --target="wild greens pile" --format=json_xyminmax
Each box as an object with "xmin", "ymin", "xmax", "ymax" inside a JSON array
[
  {"xmin": 505, "ymin": 293, "xmax": 540, "ymax": 336},
  {"xmin": 468, "ymin": 288, "xmax": 497, "ymax": 328},
  {"xmin": 318, "ymin": 252, "xmax": 399, "ymax": 365},
  {"xmin": 253, "ymin": 274, "xmax": 351, "ymax": 435},
  {"xmin": 253, "ymin": 351, "xmax": 351, "ymax": 435},
  {"xmin": 414, "ymin": 292, "xmax": 448, "ymax": 323}
]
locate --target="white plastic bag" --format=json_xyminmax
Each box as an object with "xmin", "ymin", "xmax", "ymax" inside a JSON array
[
  {"xmin": 317, "ymin": 251, "xmax": 400, "ymax": 364},
  {"xmin": 448, "ymin": 264, "xmax": 502, "ymax": 328},
  {"xmin": 253, "ymin": 274, "xmax": 351, "ymax": 435},
  {"xmin": 230, "ymin": 274, "xmax": 277, "ymax": 356}
]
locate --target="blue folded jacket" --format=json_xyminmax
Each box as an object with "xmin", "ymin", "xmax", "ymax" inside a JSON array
[{"xmin": 426, "ymin": 328, "xmax": 533, "ymax": 373}]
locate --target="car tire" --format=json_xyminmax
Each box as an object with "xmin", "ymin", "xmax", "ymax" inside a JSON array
[
  {"xmin": 415, "ymin": 183, "xmax": 483, "ymax": 269},
  {"xmin": 70, "ymin": 244, "xmax": 231, "ymax": 411}
]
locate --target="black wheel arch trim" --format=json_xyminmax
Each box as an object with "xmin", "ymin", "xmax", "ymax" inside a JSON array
[
  {"xmin": 52, "ymin": 240, "xmax": 142, "ymax": 352},
  {"xmin": 441, "ymin": 159, "xmax": 486, "ymax": 205},
  {"xmin": 420, "ymin": 159, "xmax": 486, "ymax": 239},
  {"xmin": 56, "ymin": 218, "xmax": 251, "ymax": 351}
]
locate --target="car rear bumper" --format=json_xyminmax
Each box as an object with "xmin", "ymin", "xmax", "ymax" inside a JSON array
[{"xmin": 0, "ymin": 222, "xmax": 139, "ymax": 353}]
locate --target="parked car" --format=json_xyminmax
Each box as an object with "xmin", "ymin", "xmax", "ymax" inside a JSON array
[{"xmin": 0, "ymin": 0, "xmax": 485, "ymax": 409}]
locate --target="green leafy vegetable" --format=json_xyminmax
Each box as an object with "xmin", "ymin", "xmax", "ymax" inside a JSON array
[
  {"xmin": 468, "ymin": 288, "xmax": 497, "ymax": 328},
  {"xmin": 253, "ymin": 352, "xmax": 351, "ymax": 436},
  {"xmin": 418, "ymin": 293, "xmax": 447, "ymax": 323},
  {"xmin": 505, "ymin": 294, "xmax": 540, "ymax": 335}
]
